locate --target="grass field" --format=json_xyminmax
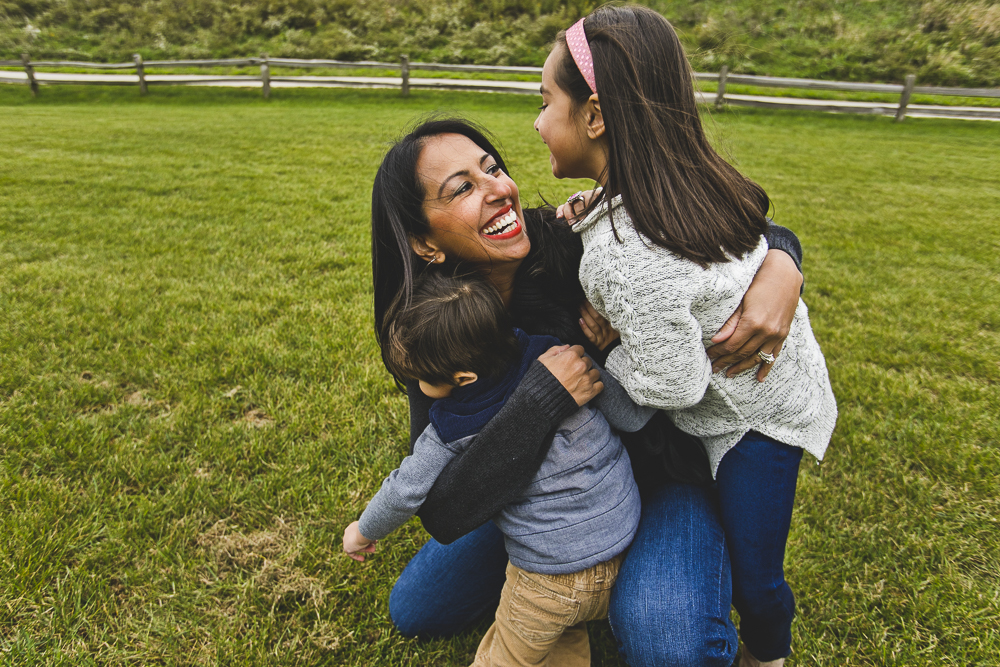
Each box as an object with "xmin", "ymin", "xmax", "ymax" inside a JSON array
[{"xmin": 1, "ymin": 85, "xmax": 998, "ymax": 666}]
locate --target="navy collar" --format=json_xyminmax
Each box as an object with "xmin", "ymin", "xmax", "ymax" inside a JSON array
[{"xmin": 429, "ymin": 329, "xmax": 561, "ymax": 442}]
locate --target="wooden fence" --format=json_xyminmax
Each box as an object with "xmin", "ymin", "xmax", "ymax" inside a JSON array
[{"xmin": 3, "ymin": 54, "xmax": 999, "ymax": 121}]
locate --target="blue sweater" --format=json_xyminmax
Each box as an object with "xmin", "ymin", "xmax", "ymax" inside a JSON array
[{"xmin": 358, "ymin": 331, "xmax": 645, "ymax": 574}]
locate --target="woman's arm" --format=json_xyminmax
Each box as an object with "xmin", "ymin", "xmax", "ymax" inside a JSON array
[
  {"xmin": 416, "ymin": 346, "xmax": 601, "ymax": 544},
  {"xmin": 764, "ymin": 222, "xmax": 803, "ymax": 274},
  {"xmin": 705, "ymin": 222, "xmax": 804, "ymax": 381}
]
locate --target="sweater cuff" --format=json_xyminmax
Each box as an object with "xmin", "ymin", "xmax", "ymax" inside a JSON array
[
  {"xmin": 520, "ymin": 360, "xmax": 581, "ymax": 424},
  {"xmin": 357, "ymin": 486, "xmax": 404, "ymax": 542}
]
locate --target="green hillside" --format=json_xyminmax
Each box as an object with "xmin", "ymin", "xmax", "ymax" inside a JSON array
[{"xmin": 2, "ymin": 0, "xmax": 999, "ymax": 87}]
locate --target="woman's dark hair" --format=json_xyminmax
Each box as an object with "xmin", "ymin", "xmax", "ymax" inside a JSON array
[
  {"xmin": 384, "ymin": 272, "xmax": 520, "ymax": 386},
  {"xmin": 371, "ymin": 118, "xmax": 512, "ymax": 376},
  {"xmin": 554, "ymin": 5, "xmax": 770, "ymax": 266}
]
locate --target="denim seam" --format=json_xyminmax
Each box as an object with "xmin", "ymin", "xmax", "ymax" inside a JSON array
[{"xmin": 717, "ymin": 529, "xmax": 728, "ymax": 629}]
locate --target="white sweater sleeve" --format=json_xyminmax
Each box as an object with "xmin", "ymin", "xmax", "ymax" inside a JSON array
[{"xmin": 589, "ymin": 240, "xmax": 713, "ymax": 411}]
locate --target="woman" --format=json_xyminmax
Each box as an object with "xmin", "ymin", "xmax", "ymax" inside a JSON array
[{"xmin": 370, "ymin": 118, "xmax": 804, "ymax": 666}]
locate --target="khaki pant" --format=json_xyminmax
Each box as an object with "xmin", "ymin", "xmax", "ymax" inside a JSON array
[{"xmin": 470, "ymin": 554, "xmax": 624, "ymax": 667}]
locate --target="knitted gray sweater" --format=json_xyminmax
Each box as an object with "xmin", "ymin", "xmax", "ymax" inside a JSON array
[{"xmin": 573, "ymin": 196, "xmax": 837, "ymax": 476}]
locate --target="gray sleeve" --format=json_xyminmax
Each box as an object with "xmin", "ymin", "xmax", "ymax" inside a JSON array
[
  {"xmin": 357, "ymin": 426, "xmax": 460, "ymax": 541},
  {"xmin": 591, "ymin": 362, "xmax": 658, "ymax": 433}
]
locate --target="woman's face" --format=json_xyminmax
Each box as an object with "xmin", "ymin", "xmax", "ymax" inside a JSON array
[{"xmin": 414, "ymin": 133, "xmax": 530, "ymax": 271}]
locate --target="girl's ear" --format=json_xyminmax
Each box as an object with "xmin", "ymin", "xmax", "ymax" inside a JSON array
[
  {"xmin": 409, "ymin": 234, "xmax": 442, "ymax": 264},
  {"xmin": 585, "ymin": 94, "xmax": 605, "ymax": 140}
]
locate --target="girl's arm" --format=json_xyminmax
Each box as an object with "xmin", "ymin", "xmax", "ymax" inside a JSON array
[
  {"xmin": 602, "ymin": 279, "xmax": 714, "ymax": 412},
  {"xmin": 415, "ymin": 347, "xmax": 601, "ymax": 545},
  {"xmin": 585, "ymin": 237, "xmax": 720, "ymax": 411},
  {"xmin": 562, "ymin": 200, "xmax": 801, "ymax": 273},
  {"xmin": 564, "ymin": 195, "xmax": 803, "ymax": 383}
]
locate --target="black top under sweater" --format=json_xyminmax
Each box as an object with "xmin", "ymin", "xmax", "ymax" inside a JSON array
[{"xmin": 411, "ymin": 211, "xmax": 804, "ymax": 544}]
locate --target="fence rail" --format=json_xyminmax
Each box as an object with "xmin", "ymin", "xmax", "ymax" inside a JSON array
[{"xmin": 3, "ymin": 54, "xmax": 999, "ymax": 120}]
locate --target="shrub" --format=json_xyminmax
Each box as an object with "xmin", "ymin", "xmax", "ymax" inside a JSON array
[{"xmin": 1, "ymin": 0, "xmax": 998, "ymax": 86}]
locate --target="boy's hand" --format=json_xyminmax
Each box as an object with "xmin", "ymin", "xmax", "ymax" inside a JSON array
[{"xmin": 343, "ymin": 521, "xmax": 377, "ymax": 562}]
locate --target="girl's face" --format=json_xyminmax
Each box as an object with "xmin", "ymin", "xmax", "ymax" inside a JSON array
[
  {"xmin": 414, "ymin": 133, "xmax": 530, "ymax": 271},
  {"xmin": 535, "ymin": 44, "xmax": 595, "ymax": 180}
]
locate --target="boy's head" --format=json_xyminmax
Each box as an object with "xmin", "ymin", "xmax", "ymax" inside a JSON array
[{"xmin": 385, "ymin": 272, "xmax": 520, "ymax": 397}]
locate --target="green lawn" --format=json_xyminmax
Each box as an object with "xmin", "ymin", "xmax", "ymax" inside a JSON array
[{"xmin": 1, "ymin": 85, "xmax": 998, "ymax": 666}]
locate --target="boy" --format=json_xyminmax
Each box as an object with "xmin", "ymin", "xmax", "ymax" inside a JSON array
[{"xmin": 343, "ymin": 272, "xmax": 653, "ymax": 666}]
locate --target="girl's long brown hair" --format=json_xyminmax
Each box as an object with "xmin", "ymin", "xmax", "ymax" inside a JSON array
[{"xmin": 556, "ymin": 5, "xmax": 770, "ymax": 266}]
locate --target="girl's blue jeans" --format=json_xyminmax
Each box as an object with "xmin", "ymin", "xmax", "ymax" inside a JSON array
[
  {"xmin": 716, "ymin": 432, "xmax": 803, "ymax": 662},
  {"xmin": 389, "ymin": 432, "xmax": 802, "ymax": 666}
]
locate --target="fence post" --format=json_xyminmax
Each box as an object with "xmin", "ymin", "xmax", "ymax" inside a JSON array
[
  {"xmin": 400, "ymin": 55, "xmax": 410, "ymax": 98},
  {"xmin": 133, "ymin": 54, "xmax": 147, "ymax": 95},
  {"xmin": 895, "ymin": 74, "xmax": 916, "ymax": 122},
  {"xmin": 715, "ymin": 65, "xmax": 728, "ymax": 108},
  {"xmin": 21, "ymin": 53, "xmax": 38, "ymax": 97},
  {"xmin": 260, "ymin": 53, "xmax": 270, "ymax": 99}
]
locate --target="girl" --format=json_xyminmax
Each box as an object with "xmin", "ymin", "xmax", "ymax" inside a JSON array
[{"xmin": 534, "ymin": 6, "xmax": 838, "ymax": 667}]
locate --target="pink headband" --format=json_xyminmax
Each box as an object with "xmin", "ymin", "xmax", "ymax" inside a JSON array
[{"xmin": 565, "ymin": 18, "xmax": 597, "ymax": 94}]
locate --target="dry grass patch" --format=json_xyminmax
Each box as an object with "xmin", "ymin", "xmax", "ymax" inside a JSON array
[{"xmin": 197, "ymin": 518, "xmax": 326, "ymax": 612}]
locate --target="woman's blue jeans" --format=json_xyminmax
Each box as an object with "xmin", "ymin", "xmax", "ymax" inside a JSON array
[{"xmin": 389, "ymin": 432, "xmax": 801, "ymax": 666}]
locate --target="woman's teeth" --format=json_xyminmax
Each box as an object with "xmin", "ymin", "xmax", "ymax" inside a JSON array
[{"xmin": 484, "ymin": 210, "xmax": 518, "ymax": 235}]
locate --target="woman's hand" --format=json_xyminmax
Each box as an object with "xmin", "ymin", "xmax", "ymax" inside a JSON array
[
  {"xmin": 555, "ymin": 187, "xmax": 602, "ymax": 223},
  {"xmin": 579, "ymin": 301, "xmax": 621, "ymax": 351},
  {"xmin": 538, "ymin": 344, "xmax": 603, "ymax": 406},
  {"xmin": 706, "ymin": 249, "xmax": 802, "ymax": 382}
]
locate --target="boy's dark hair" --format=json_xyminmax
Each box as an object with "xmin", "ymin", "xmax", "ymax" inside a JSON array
[
  {"xmin": 384, "ymin": 272, "xmax": 521, "ymax": 386},
  {"xmin": 555, "ymin": 5, "xmax": 770, "ymax": 267}
]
